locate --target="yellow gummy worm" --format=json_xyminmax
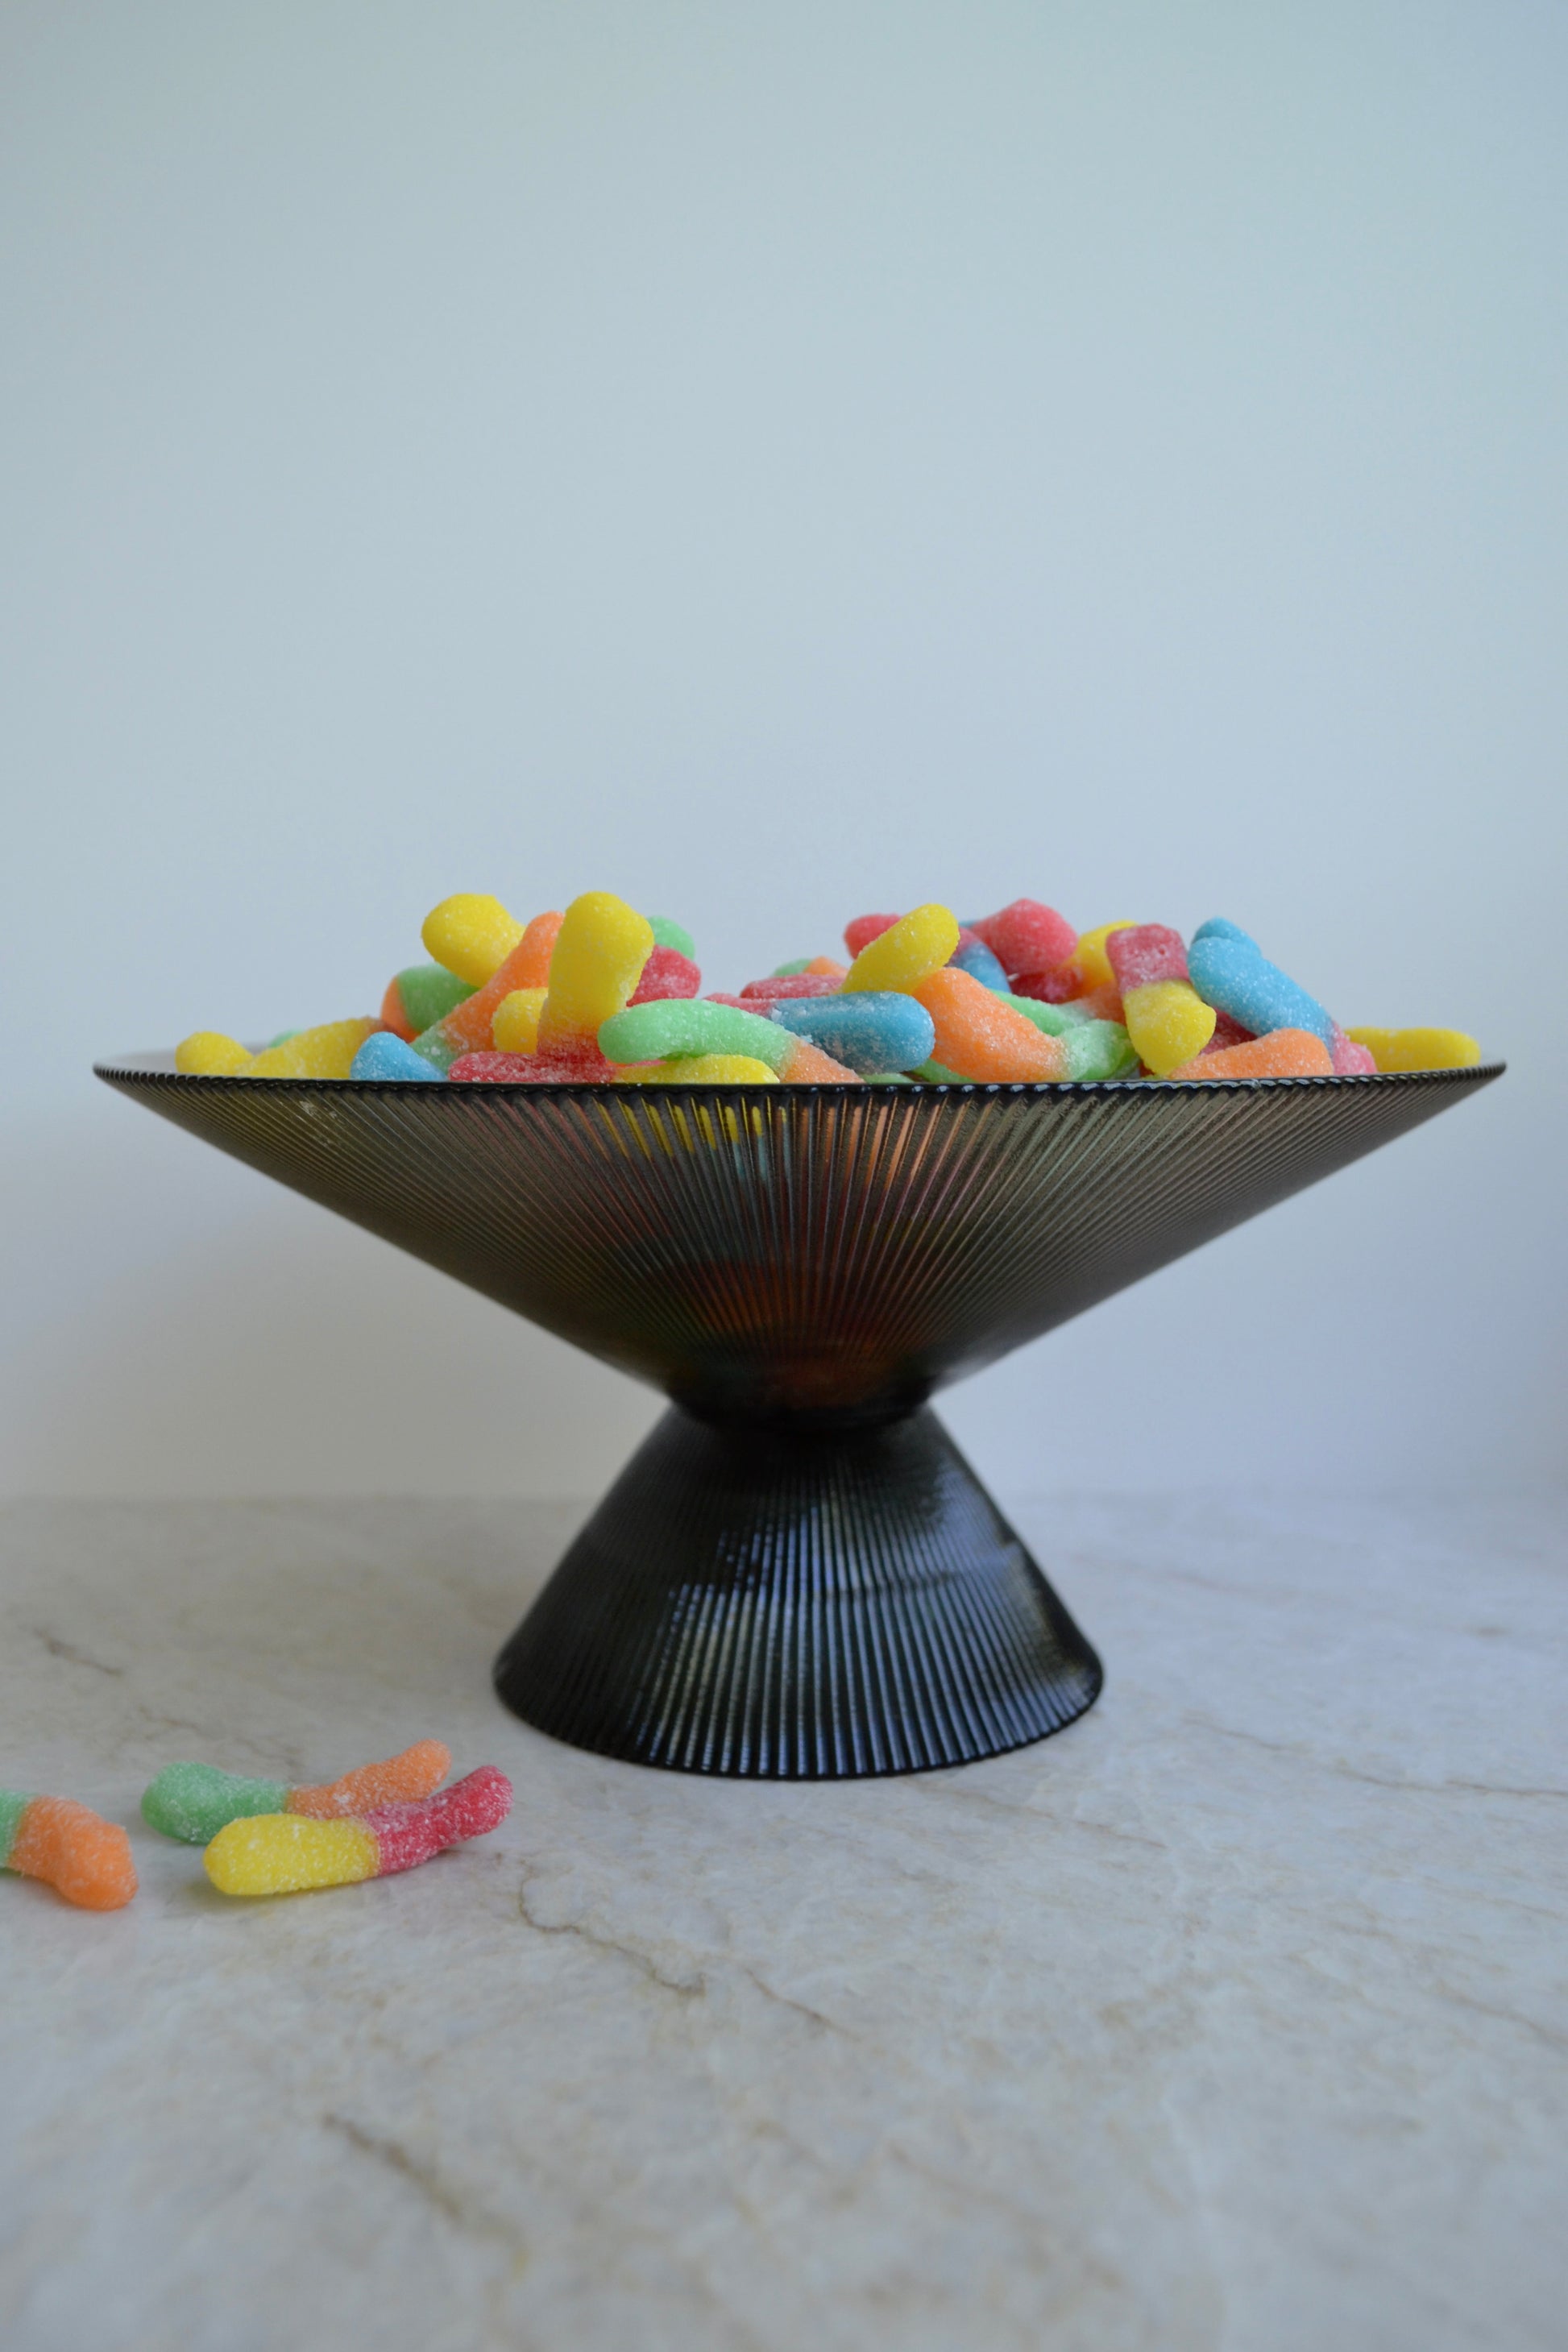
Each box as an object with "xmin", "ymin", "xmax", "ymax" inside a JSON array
[
  {"xmin": 1122, "ymin": 981, "xmax": 1216, "ymax": 1078},
  {"xmin": 842, "ymin": 906, "xmax": 960, "ymax": 995},
  {"xmin": 422, "ymin": 895, "xmax": 526, "ymax": 989},
  {"xmin": 1344, "ymin": 1027, "xmax": 1482, "ymax": 1072},
  {"xmin": 175, "ymin": 1032, "xmax": 255, "ymax": 1076},
  {"xmin": 1074, "ymin": 922, "xmax": 1136, "ymax": 992},
  {"xmin": 537, "ymin": 894, "xmax": 654, "ymax": 1053},
  {"xmin": 246, "ymin": 1019, "xmax": 377, "ymax": 1079},
  {"xmin": 492, "ymin": 988, "xmax": 547, "ymax": 1055},
  {"xmin": 619, "ymin": 1055, "xmax": 780, "ymax": 1084},
  {"xmin": 205, "ymin": 1815, "xmax": 380, "ymax": 1898}
]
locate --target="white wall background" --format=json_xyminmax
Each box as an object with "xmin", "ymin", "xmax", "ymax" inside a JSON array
[{"xmin": 2, "ymin": 0, "xmax": 1562, "ymax": 1500}]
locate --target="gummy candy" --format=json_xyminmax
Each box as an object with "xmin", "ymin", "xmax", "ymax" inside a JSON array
[
  {"xmin": 629, "ymin": 946, "xmax": 702, "ymax": 1003},
  {"xmin": 143, "ymin": 1740, "xmax": 451, "ymax": 1844},
  {"xmin": 203, "ymin": 1765, "xmax": 512, "ymax": 1898},
  {"xmin": 1343, "ymin": 1027, "xmax": 1482, "ymax": 1072},
  {"xmin": 844, "ymin": 905, "xmax": 961, "ymax": 995},
  {"xmin": 380, "ymin": 964, "xmax": 474, "ymax": 1042},
  {"xmin": 1168, "ymin": 1030, "xmax": 1334, "ymax": 1081},
  {"xmin": 492, "ymin": 989, "xmax": 546, "ymax": 1055},
  {"xmin": 624, "ymin": 1055, "xmax": 781, "ymax": 1085},
  {"xmin": 1188, "ymin": 923, "xmax": 1334, "ymax": 1048},
  {"xmin": 450, "ymin": 1049, "xmax": 617, "ymax": 1084},
  {"xmin": 409, "ymin": 912, "xmax": 565, "ymax": 1069},
  {"xmin": 2, "ymin": 1789, "xmax": 137, "ymax": 1910},
  {"xmin": 843, "ymin": 914, "xmax": 900, "ymax": 959},
  {"xmin": 175, "ymin": 1032, "xmax": 254, "ymax": 1076},
  {"xmin": 351, "ymin": 1032, "xmax": 446, "ymax": 1081},
  {"xmin": 911, "ymin": 968, "xmax": 1067, "ymax": 1082},
  {"xmin": 967, "ymin": 899, "xmax": 1080, "ymax": 982},
  {"xmin": 646, "ymin": 917, "xmax": 696, "ymax": 959},
  {"xmin": 765, "ymin": 991, "xmax": 936, "ymax": 1076},
  {"xmin": 738, "ymin": 975, "xmax": 844, "ymax": 1002},
  {"xmin": 421, "ymin": 895, "xmax": 526, "ymax": 987},
  {"xmin": 1329, "ymin": 1025, "xmax": 1379, "ymax": 1076},
  {"xmin": 1106, "ymin": 927, "xmax": 1216, "ymax": 1077},
  {"xmin": 599, "ymin": 998, "xmax": 794, "ymax": 1072},
  {"xmin": 948, "ymin": 933, "xmax": 1011, "ymax": 992},
  {"xmin": 537, "ymin": 894, "xmax": 655, "ymax": 1055},
  {"xmin": 247, "ymin": 1019, "xmax": 378, "ymax": 1080}
]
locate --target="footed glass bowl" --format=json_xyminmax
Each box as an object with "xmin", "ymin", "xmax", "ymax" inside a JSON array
[{"xmin": 97, "ymin": 1058, "xmax": 1501, "ymax": 1777}]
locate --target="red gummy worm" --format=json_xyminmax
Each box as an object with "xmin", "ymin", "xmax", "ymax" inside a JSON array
[{"xmin": 364, "ymin": 1766, "xmax": 513, "ymax": 1877}]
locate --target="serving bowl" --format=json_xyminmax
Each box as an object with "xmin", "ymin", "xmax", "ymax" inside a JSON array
[{"xmin": 96, "ymin": 1058, "xmax": 1501, "ymax": 1777}]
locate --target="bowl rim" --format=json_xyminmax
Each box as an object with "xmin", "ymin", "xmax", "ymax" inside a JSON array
[{"xmin": 92, "ymin": 1054, "xmax": 1507, "ymax": 1097}]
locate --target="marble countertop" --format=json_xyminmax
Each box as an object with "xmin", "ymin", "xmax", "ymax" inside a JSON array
[{"xmin": 1, "ymin": 1491, "xmax": 1563, "ymax": 2352}]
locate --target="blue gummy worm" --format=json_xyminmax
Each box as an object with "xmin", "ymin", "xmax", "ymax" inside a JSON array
[
  {"xmin": 766, "ymin": 991, "xmax": 937, "ymax": 1076},
  {"xmin": 948, "ymin": 935, "xmax": 1010, "ymax": 992},
  {"xmin": 351, "ymin": 1032, "xmax": 447, "ymax": 1081},
  {"xmin": 1187, "ymin": 930, "xmax": 1334, "ymax": 1045}
]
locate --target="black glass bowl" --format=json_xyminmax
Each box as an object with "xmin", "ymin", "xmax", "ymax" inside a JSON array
[{"xmin": 96, "ymin": 1058, "xmax": 1502, "ymax": 1777}]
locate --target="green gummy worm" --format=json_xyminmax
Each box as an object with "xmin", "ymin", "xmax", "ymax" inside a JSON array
[
  {"xmin": 396, "ymin": 964, "xmax": 475, "ymax": 1033},
  {"xmin": 645, "ymin": 917, "xmax": 696, "ymax": 960},
  {"xmin": 770, "ymin": 958, "xmax": 814, "ymax": 977},
  {"xmin": 1064, "ymin": 1022, "xmax": 1139, "ymax": 1081},
  {"xmin": 599, "ymin": 999, "xmax": 792, "ymax": 1072},
  {"xmin": 0, "ymin": 1789, "xmax": 30, "ymax": 1867},
  {"xmin": 142, "ymin": 1761, "xmax": 290, "ymax": 1844}
]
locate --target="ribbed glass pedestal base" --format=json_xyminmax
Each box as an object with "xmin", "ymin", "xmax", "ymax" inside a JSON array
[{"xmin": 493, "ymin": 1406, "xmax": 1102, "ymax": 1777}]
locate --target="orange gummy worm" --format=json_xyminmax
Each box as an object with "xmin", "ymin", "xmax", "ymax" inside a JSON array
[
  {"xmin": 288, "ymin": 1738, "xmax": 451, "ymax": 1819},
  {"xmin": 10, "ymin": 1797, "xmax": 138, "ymax": 1910},
  {"xmin": 914, "ymin": 967, "xmax": 1066, "ymax": 1083},
  {"xmin": 1169, "ymin": 1030, "xmax": 1333, "ymax": 1081},
  {"xmin": 435, "ymin": 913, "xmax": 565, "ymax": 1056}
]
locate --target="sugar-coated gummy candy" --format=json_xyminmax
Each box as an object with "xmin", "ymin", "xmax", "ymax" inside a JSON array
[
  {"xmin": 843, "ymin": 905, "xmax": 961, "ymax": 996},
  {"xmin": 599, "ymin": 997, "xmax": 793, "ymax": 1072},
  {"xmin": 911, "ymin": 967, "xmax": 1067, "ymax": 1082},
  {"xmin": 765, "ymin": 991, "xmax": 936, "ymax": 1076},
  {"xmin": 948, "ymin": 933, "xmax": 1011, "ymax": 992},
  {"xmin": 774, "ymin": 1037, "xmax": 861, "ymax": 1082},
  {"xmin": 1329, "ymin": 1025, "xmax": 1378, "ymax": 1076},
  {"xmin": 1106, "ymin": 927, "xmax": 1217, "ymax": 1077},
  {"xmin": 739, "ymin": 975, "xmax": 843, "ymax": 1002},
  {"xmin": 246, "ymin": 1018, "xmax": 378, "ymax": 1080},
  {"xmin": 1061, "ymin": 1020, "xmax": 1141, "ymax": 1081},
  {"xmin": 351, "ymin": 1032, "xmax": 445, "ymax": 1081},
  {"xmin": 203, "ymin": 1765, "xmax": 512, "ymax": 1898},
  {"xmin": 537, "ymin": 893, "xmax": 655, "ymax": 1053},
  {"xmin": 624, "ymin": 1055, "xmax": 781, "ymax": 1085},
  {"xmin": 629, "ymin": 946, "xmax": 703, "ymax": 1003},
  {"xmin": 421, "ymin": 895, "xmax": 526, "ymax": 988},
  {"xmin": 409, "ymin": 912, "xmax": 564, "ymax": 1068},
  {"xmin": 967, "ymin": 900, "xmax": 1080, "ymax": 982},
  {"xmin": 1187, "ymin": 922, "xmax": 1334, "ymax": 1048},
  {"xmin": 380, "ymin": 964, "xmax": 475, "ymax": 1042},
  {"xmin": 645, "ymin": 916, "xmax": 696, "ymax": 960},
  {"xmin": 843, "ymin": 914, "xmax": 899, "ymax": 959},
  {"xmin": 175, "ymin": 1032, "xmax": 254, "ymax": 1076},
  {"xmin": 143, "ymin": 1740, "xmax": 452, "ymax": 1844},
  {"xmin": 2, "ymin": 1788, "xmax": 137, "ymax": 1910},
  {"xmin": 1342, "ymin": 1026, "xmax": 1482, "ymax": 1072},
  {"xmin": 448, "ymin": 1048, "xmax": 616, "ymax": 1083},
  {"xmin": 492, "ymin": 988, "xmax": 546, "ymax": 1055},
  {"xmin": 1168, "ymin": 1030, "xmax": 1334, "ymax": 1081}
]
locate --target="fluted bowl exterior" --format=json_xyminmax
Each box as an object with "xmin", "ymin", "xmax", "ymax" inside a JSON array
[{"xmin": 95, "ymin": 1060, "xmax": 1502, "ymax": 1425}]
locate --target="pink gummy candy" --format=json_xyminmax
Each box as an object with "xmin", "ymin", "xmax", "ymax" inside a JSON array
[
  {"xmin": 739, "ymin": 975, "xmax": 843, "ymax": 1002},
  {"xmin": 969, "ymin": 900, "xmax": 1078, "ymax": 981},
  {"xmin": 1106, "ymin": 924, "xmax": 1189, "ymax": 990},
  {"xmin": 450, "ymin": 1048, "xmax": 617, "ymax": 1083},
  {"xmin": 1330, "ymin": 1024, "xmax": 1378, "ymax": 1075},
  {"xmin": 1201, "ymin": 1009, "xmax": 1255, "ymax": 1054},
  {"xmin": 629, "ymin": 946, "xmax": 702, "ymax": 1005},
  {"xmin": 844, "ymin": 913, "xmax": 900, "ymax": 958}
]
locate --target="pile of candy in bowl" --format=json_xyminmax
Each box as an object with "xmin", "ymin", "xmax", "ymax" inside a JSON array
[{"xmin": 175, "ymin": 894, "xmax": 1480, "ymax": 1087}]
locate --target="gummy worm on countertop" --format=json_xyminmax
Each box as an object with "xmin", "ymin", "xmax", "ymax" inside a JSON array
[{"xmin": 142, "ymin": 1738, "xmax": 452, "ymax": 1844}]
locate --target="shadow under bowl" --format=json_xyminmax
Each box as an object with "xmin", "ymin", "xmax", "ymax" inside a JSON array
[{"xmin": 96, "ymin": 1060, "xmax": 1502, "ymax": 1777}]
